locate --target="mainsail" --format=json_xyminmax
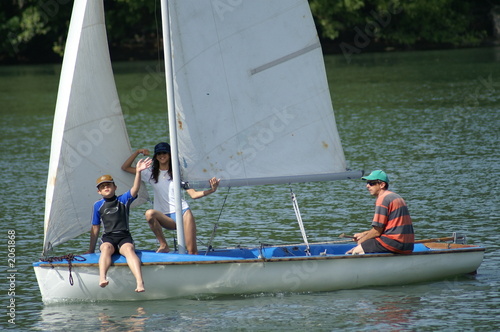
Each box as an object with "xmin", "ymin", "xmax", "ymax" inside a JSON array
[
  {"xmin": 167, "ymin": 0, "xmax": 358, "ymax": 188},
  {"xmin": 43, "ymin": 0, "xmax": 147, "ymax": 255}
]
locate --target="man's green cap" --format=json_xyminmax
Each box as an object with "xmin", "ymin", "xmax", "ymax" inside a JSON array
[{"xmin": 361, "ymin": 170, "xmax": 389, "ymax": 183}]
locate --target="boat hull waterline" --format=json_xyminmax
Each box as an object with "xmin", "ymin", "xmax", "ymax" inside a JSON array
[{"xmin": 33, "ymin": 243, "xmax": 484, "ymax": 303}]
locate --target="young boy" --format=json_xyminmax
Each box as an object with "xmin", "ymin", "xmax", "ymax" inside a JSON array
[{"xmin": 86, "ymin": 157, "xmax": 152, "ymax": 292}]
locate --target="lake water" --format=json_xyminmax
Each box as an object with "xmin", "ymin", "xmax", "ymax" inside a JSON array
[{"xmin": 1, "ymin": 47, "xmax": 499, "ymax": 331}]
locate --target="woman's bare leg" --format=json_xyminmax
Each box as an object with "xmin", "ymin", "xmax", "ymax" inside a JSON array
[
  {"xmin": 183, "ymin": 210, "xmax": 198, "ymax": 255},
  {"xmin": 145, "ymin": 209, "xmax": 176, "ymax": 253}
]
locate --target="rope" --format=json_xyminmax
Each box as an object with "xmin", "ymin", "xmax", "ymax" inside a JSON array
[
  {"xmin": 275, "ymin": 239, "xmax": 354, "ymax": 247},
  {"xmin": 40, "ymin": 254, "xmax": 86, "ymax": 286},
  {"xmin": 205, "ymin": 187, "xmax": 231, "ymax": 255},
  {"xmin": 289, "ymin": 186, "xmax": 310, "ymax": 256}
]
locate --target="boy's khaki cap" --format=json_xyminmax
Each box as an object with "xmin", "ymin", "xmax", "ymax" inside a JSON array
[{"xmin": 96, "ymin": 175, "xmax": 114, "ymax": 188}]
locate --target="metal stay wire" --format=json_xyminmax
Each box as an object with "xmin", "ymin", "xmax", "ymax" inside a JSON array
[
  {"xmin": 205, "ymin": 187, "xmax": 231, "ymax": 255},
  {"xmin": 289, "ymin": 185, "xmax": 311, "ymax": 256}
]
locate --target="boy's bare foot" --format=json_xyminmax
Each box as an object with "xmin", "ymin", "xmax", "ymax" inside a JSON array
[
  {"xmin": 99, "ymin": 279, "xmax": 109, "ymax": 288},
  {"xmin": 135, "ymin": 283, "xmax": 145, "ymax": 292}
]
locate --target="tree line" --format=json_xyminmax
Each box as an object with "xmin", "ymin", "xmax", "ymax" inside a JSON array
[{"xmin": 0, "ymin": 0, "xmax": 497, "ymax": 64}]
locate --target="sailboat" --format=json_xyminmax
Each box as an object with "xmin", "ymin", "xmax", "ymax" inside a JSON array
[{"xmin": 33, "ymin": 0, "xmax": 484, "ymax": 303}]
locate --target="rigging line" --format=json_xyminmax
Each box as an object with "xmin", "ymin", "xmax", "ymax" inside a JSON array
[
  {"xmin": 205, "ymin": 187, "xmax": 231, "ymax": 255},
  {"xmin": 289, "ymin": 185, "xmax": 310, "ymax": 256},
  {"xmin": 154, "ymin": 0, "xmax": 162, "ymax": 68}
]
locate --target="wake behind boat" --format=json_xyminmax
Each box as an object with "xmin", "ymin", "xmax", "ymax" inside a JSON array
[{"xmin": 33, "ymin": 0, "xmax": 484, "ymax": 303}]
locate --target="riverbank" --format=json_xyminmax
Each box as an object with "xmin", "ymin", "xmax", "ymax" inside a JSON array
[
  {"xmin": 104, "ymin": 39, "xmax": 500, "ymax": 64},
  {"xmin": 1, "ymin": 34, "xmax": 499, "ymax": 65}
]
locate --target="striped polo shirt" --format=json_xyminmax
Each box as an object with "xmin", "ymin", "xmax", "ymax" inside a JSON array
[{"xmin": 372, "ymin": 191, "xmax": 414, "ymax": 254}]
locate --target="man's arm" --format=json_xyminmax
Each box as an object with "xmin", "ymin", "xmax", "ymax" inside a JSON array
[{"xmin": 355, "ymin": 226, "xmax": 384, "ymax": 244}]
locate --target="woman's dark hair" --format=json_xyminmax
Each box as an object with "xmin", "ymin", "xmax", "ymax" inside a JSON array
[{"xmin": 151, "ymin": 153, "xmax": 172, "ymax": 183}]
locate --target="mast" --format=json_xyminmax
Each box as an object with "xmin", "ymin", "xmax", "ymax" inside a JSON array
[{"xmin": 160, "ymin": 0, "xmax": 186, "ymax": 254}]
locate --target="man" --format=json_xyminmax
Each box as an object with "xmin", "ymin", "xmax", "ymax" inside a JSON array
[{"xmin": 346, "ymin": 170, "xmax": 414, "ymax": 255}]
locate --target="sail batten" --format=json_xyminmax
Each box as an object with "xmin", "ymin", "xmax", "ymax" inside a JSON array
[{"xmin": 250, "ymin": 42, "xmax": 321, "ymax": 75}]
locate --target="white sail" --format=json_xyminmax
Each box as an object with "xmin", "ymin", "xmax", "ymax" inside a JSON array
[
  {"xmin": 43, "ymin": 0, "xmax": 147, "ymax": 255},
  {"xmin": 167, "ymin": 0, "xmax": 357, "ymax": 187}
]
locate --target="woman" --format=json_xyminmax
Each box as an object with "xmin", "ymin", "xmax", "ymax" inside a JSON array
[{"xmin": 122, "ymin": 142, "xmax": 220, "ymax": 255}]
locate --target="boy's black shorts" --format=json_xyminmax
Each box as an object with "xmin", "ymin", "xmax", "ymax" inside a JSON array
[{"xmin": 101, "ymin": 230, "xmax": 134, "ymax": 253}]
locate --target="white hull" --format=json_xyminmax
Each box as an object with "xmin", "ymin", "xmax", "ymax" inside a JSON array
[{"xmin": 34, "ymin": 243, "xmax": 484, "ymax": 303}]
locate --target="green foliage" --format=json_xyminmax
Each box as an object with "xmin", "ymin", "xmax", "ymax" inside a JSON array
[
  {"xmin": 310, "ymin": 0, "xmax": 488, "ymax": 46},
  {"xmin": 104, "ymin": 0, "xmax": 158, "ymax": 44},
  {"xmin": 18, "ymin": 7, "xmax": 50, "ymax": 44},
  {"xmin": 382, "ymin": 0, "xmax": 486, "ymax": 45},
  {"xmin": 310, "ymin": 0, "xmax": 366, "ymax": 39},
  {"xmin": 0, "ymin": 0, "xmax": 72, "ymax": 62},
  {"xmin": 0, "ymin": 0, "xmax": 494, "ymax": 63}
]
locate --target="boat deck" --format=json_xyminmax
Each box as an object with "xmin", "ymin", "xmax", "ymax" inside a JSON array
[{"xmin": 33, "ymin": 242, "xmax": 484, "ymax": 267}]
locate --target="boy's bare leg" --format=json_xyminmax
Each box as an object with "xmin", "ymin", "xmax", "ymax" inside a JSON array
[
  {"xmin": 98, "ymin": 243, "xmax": 114, "ymax": 287},
  {"xmin": 119, "ymin": 243, "xmax": 145, "ymax": 292}
]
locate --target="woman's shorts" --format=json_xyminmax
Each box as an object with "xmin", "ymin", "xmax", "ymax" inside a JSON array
[{"xmin": 165, "ymin": 208, "xmax": 190, "ymax": 222}]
